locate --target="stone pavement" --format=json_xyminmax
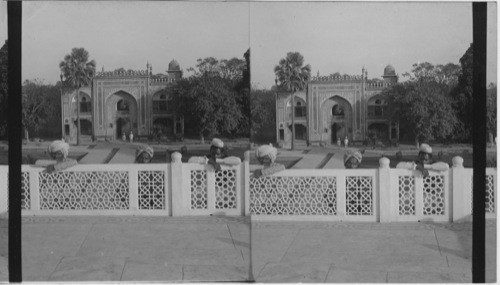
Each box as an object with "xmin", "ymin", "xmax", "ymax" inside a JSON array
[{"xmin": 17, "ymin": 215, "xmax": 497, "ymax": 282}]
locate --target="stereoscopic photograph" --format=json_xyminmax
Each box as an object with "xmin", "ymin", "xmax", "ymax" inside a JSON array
[{"xmin": 0, "ymin": 0, "xmax": 497, "ymax": 283}]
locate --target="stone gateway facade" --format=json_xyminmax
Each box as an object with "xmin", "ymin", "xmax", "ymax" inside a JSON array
[
  {"xmin": 276, "ymin": 65, "xmax": 400, "ymax": 147},
  {"xmin": 61, "ymin": 60, "xmax": 183, "ymax": 143}
]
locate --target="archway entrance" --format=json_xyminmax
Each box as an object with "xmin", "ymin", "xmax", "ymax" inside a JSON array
[
  {"xmin": 105, "ymin": 91, "xmax": 138, "ymax": 140},
  {"xmin": 116, "ymin": 117, "xmax": 131, "ymax": 139},
  {"xmin": 321, "ymin": 95, "xmax": 352, "ymax": 145}
]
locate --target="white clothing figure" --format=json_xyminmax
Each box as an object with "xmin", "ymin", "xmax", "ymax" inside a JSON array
[{"xmin": 129, "ymin": 131, "xmax": 134, "ymax": 143}]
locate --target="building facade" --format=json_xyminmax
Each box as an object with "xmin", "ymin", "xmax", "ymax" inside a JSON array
[
  {"xmin": 61, "ymin": 60, "xmax": 183, "ymax": 143},
  {"xmin": 276, "ymin": 65, "xmax": 399, "ymax": 147}
]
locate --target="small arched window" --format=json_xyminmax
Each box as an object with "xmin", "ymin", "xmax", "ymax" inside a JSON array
[
  {"xmin": 79, "ymin": 95, "xmax": 91, "ymax": 113},
  {"xmin": 332, "ymin": 105, "xmax": 344, "ymax": 116},
  {"xmin": 294, "ymin": 100, "xmax": 306, "ymax": 117},
  {"xmin": 117, "ymin": 99, "xmax": 129, "ymax": 111},
  {"xmin": 153, "ymin": 93, "xmax": 169, "ymax": 112}
]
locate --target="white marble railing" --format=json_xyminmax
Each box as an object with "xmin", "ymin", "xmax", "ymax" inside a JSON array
[{"xmin": 0, "ymin": 153, "xmax": 496, "ymax": 222}]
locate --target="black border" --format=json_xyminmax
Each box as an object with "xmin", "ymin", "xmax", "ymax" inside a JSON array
[
  {"xmin": 472, "ymin": 2, "xmax": 487, "ymax": 283},
  {"xmin": 7, "ymin": 1, "xmax": 23, "ymax": 282}
]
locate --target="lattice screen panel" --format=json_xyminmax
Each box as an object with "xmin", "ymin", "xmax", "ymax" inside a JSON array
[
  {"xmin": 486, "ymin": 175, "xmax": 495, "ymax": 213},
  {"xmin": 39, "ymin": 171, "xmax": 129, "ymax": 210},
  {"xmin": 398, "ymin": 176, "xmax": 415, "ymax": 215},
  {"xmin": 249, "ymin": 176, "xmax": 336, "ymax": 215},
  {"xmin": 423, "ymin": 175, "xmax": 445, "ymax": 215},
  {"xmin": 215, "ymin": 170, "xmax": 237, "ymax": 209},
  {"xmin": 138, "ymin": 171, "xmax": 165, "ymax": 210},
  {"xmin": 346, "ymin": 176, "xmax": 373, "ymax": 216},
  {"xmin": 22, "ymin": 172, "xmax": 30, "ymax": 210},
  {"xmin": 470, "ymin": 175, "xmax": 496, "ymax": 214},
  {"xmin": 190, "ymin": 170, "xmax": 207, "ymax": 209}
]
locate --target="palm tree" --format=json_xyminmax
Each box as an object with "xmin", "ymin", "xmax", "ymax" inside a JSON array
[
  {"xmin": 59, "ymin": 48, "xmax": 96, "ymax": 145},
  {"xmin": 274, "ymin": 52, "xmax": 311, "ymax": 150}
]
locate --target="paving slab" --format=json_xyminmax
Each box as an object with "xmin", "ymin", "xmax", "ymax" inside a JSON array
[
  {"xmin": 183, "ymin": 264, "xmax": 251, "ymax": 282},
  {"xmin": 256, "ymin": 262, "xmax": 330, "ymax": 283},
  {"xmin": 121, "ymin": 259, "xmax": 183, "ymax": 281},
  {"xmin": 22, "ymin": 223, "xmax": 93, "ymax": 257},
  {"xmin": 323, "ymin": 150, "xmax": 348, "ymax": 169},
  {"xmin": 107, "ymin": 147, "xmax": 135, "ymax": 164},
  {"xmin": 387, "ymin": 271, "xmax": 464, "ymax": 283},
  {"xmin": 325, "ymin": 268, "xmax": 388, "ymax": 283},
  {"xmin": 78, "ymin": 148, "xmax": 113, "ymax": 164},
  {"xmin": 48, "ymin": 256, "xmax": 126, "ymax": 281},
  {"xmin": 291, "ymin": 154, "xmax": 327, "ymax": 169}
]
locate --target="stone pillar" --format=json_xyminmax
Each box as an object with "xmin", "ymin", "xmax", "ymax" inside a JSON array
[
  {"xmin": 129, "ymin": 168, "xmax": 139, "ymax": 211},
  {"xmin": 170, "ymin": 152, "xmax": 183, "ymax": 216},
  {"xmin": 29, "ymin": 168, "xmax": 40, "ymax": 211},
  {"xmin": 243, "ymin": 151, "xmax": 251, "ymax": 216},
  {"xmin": 0, "ymin": 167, "xmax": 8, "ymax": 213},
  {"xmin": 378, "ymin": 157, "xmax": 392, "ymax": 222},
  {"xmin": 451, "ymin": 156, "xmax": 468, "ymax": 222}
]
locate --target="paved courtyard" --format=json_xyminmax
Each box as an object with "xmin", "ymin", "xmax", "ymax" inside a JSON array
[{"xmin": 13, "ymin": 215, "xmax": 497, "ymax": 282}]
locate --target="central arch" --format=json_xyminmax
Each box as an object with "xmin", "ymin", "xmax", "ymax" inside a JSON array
[
  {"xmin": 321, "ymin": 96, "xmax": 353, "ymax": 144},
  {"xmin": 106, "ymin": 91, "xmax": 138, "ymax": 139}
]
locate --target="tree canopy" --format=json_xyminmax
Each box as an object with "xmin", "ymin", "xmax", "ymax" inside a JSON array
[
  {"xmin": 59, "ymin": 48, "xmax": 96, "ymax": 88},
  {"xmin": 274, "ymin": 52, "xmax": 311, "ymax": 93},
  {"xmin": 167, "ymin": 51, "xmax": 250, "ymax": 142},
  {"xmin": 22, "ymin": 79, "xmax": 61, "ymax": 139},
  {"xmin": 251, "ymin": 89, "xmax": 276, "ymax": 143},
  {"xmin": 383, "ymin": 80, "xmax": 458, "ymax": 145}
]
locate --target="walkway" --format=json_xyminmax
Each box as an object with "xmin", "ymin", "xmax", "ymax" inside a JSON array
[{"xmin": 16, "ymin": 216, "xmax": 496, "ymax": 282}]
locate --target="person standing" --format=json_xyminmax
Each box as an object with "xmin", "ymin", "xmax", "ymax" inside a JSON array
[
  {"xmin": 253, "ymin": 144, "xmax": 285, "ymax": 177},
  {"xmin": 35, "ymin": 139, "xmax": 78, "ymax": 173},
  {"xmin": 188, "ymin": 138, "xmax": 241, "ymax": 171},
  {"xmin": 396, "ymin": 143, "xmax": 449, "ymax": 177},
  {"xmin": 135, "ymin": 144, "xmax": 154, "ymax": 163}
]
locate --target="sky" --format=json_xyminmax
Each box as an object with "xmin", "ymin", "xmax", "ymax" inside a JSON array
[
  {"xmin": 3, "ymin": 1, "xmax": 250, "ymax": 84},
  {"xmin": 249, "ymin": 2, "xmax": 497, "ymax": 89},
  {"xmin": 0, "ymin": 1, "xmax": 497, "ymax": 88}
]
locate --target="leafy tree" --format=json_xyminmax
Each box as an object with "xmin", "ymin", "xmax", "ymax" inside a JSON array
[
  {"xmin": 274, "ymin": 52, "xmax": 311, "ymax": 149},
  {"xmin": 384, "ymin": 80, "xmax": 458, "ymax": 147},
  {"xmin": 0, "ymin": 40, "xmax": 7, "ymax": 139},
  {"xmin": 403, "ymin": 62, "xmax": 461, "ymax": 85},
  {"xmin": 22, "ymin": 79, "xmax": 61, "ymax": 140},
  {"xmin": 181, "ymin": 52, "xmax": 250, "ymax": 139},
  {"xmin": 251, "ymin": 88, "xmax": 276, "ymax": 143},
  {"xmin": 59, "ymin": 48, "xmax": 96, "ymax": 145},
  {"xmin": 167, "ymin": 75, "xmax": 242, "ymax": 143}
]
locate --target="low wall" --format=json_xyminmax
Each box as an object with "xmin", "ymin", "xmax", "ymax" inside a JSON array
[{"xmin": 0, "ymin": 153, "xmax": 496, "ymax": 222}]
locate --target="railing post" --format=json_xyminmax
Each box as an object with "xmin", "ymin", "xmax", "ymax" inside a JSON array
[
  {"xmin": 170, "ymin": 152, "xmax": 183, "ymax": 216},
  {"xmin": 452, "ymin": 156, "xmax": 468, "ymax": 222},
  {"xmin": 29, "ymin": 168, "xmax": 40, "ymax": 211},
  {"xmin": 243, "ymin": 151, "xmax": 251, "ymax": 216},
  {"xmin": 378, "ymin": 157, "xmax": 392, "ymax": 222},
  {"xmin": 0, "ymin": 167, "xmax": 7, "ymax": 213},
  {"xmin": 129, "ymin": 168, "xmax": 139, "ymax": 211}
]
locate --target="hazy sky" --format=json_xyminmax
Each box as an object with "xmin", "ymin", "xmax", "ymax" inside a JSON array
[
  {"xmin": 0, "ymin": 1, "xmax": 497, "ymax": 88},
  {"xmin": 250, "ymin": 2, "xmax": 497, "ymax": 89},
  {"xmin": 13, "ymin": 1, "xmax": 250, "ymax": 84}
]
